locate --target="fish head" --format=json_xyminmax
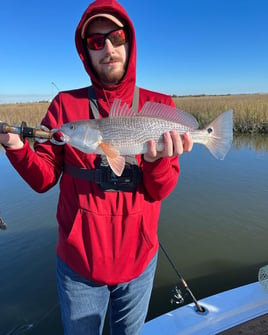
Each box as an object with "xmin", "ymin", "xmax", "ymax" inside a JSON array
[{"xmin": 60, "ymin": 120, "xmax": 102, "ymax": 153}]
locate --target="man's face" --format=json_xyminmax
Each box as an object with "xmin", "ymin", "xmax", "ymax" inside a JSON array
[{"xmin": 86, "ymin": 19, "xmax": 129, "ymax": 85}]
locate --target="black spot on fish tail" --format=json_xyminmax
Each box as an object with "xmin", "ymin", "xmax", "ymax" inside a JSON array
[{"xmin": 207, "ymin": 127, "xmax": 213, "ymax": 134}]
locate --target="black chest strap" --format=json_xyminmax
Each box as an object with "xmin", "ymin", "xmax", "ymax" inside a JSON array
[
  {"xmin": 64, "ymin": 164, "xmax": 103, "ymax": 183},
  {"xmin": 64, "ymin": 160, "xmax": 142, "ymax": 192}
]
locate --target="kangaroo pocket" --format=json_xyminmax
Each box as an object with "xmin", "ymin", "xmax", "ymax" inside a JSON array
[{"xmin": 66, "ymin": 208, "xmax": 156, "ymax": 284}]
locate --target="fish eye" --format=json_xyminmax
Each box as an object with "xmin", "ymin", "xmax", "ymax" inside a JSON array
[{"xmin": 70, "ymin": 125, "xmax": 75, "ymax": 130}]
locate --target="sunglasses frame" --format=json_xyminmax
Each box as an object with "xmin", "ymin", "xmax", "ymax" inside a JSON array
[{"xmin": 86, "ymin": 28, "xmax": 128, "ymax": 51}]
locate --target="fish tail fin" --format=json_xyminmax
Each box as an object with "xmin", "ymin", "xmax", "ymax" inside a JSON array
[{"xmin": 204, "ymin": 110, "xmax": 233, "ymax": 160}]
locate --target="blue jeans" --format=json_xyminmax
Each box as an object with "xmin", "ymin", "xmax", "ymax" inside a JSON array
[{"xmin": 56, "ymin": 254, "xmax": 157, "ymax": 335}]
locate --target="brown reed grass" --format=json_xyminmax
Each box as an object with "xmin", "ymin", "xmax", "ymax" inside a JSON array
[
  {"xmin": 173, "ymin": 93, "xmax": 268, "ymax": 133},
  {"xmin": 0, "ymin": 102, "xmax": 49, "ymax": 127}
]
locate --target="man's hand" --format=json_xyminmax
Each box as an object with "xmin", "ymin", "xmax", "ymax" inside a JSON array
[
  {"xmin": 0, "ymin": 132, "xmax": 24, "ymax": 149},
  {"xmin": 143, "ymin": 131, "xmax": 193, "ymax": 163}
]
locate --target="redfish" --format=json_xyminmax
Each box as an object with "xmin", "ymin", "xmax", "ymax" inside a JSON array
[{"xmin": 59, "ymin": 99, "xmax": 233, "ymax": 176}]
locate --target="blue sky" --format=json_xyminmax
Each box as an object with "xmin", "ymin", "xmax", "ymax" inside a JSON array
[{"xmin": 1, "ymin": 0, "xmax": 268, "ymax": 102}]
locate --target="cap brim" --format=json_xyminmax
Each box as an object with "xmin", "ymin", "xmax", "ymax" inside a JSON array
[{"xmin": 81, "ymin": 13, "xmax": 124, "ymax": 38}]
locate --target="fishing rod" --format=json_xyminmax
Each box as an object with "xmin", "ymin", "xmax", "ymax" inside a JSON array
[
  {"xmin": 0, "ymin": 121, "xmax": 63, "ymax": 144},
  {"xmin": 159, "ymin": 242, "xmax": 204, "ymax": 313}
]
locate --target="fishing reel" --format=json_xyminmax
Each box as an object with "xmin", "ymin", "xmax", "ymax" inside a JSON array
[
  {"xmin": 170, "ymin": 285, "xmax": 185, "ymax": 305},
  {"xmin": 0, "ymin": 216, "xmax": 7, "ymax": 230}
]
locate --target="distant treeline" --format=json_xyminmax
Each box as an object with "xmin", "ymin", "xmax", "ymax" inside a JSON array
[{"xmin": 172, "ymin": 93, "xmax": 233, "ymax": 98}]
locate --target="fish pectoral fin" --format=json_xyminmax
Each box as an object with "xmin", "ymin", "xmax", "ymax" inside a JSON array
[
  {"xmin": 107, "ymin": 155, "xmax": 125, "ymax": 177},
  {"xmin": 99, "ymin": 143, "xmax": 125, "ymax": 176},
  {"xmin": 99, "ymin": 143, "xmax": 119, "ymax": 159}
]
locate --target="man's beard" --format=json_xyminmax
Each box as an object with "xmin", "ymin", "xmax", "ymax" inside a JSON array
[{"xmin": 98, "ymin": 56, "xmax": 126, "ymax": 85}]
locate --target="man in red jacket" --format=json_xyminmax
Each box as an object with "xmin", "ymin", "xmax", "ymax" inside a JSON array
[{"xmin": 0, "ymin": 1, "xmax": 193, "ymax": 334}]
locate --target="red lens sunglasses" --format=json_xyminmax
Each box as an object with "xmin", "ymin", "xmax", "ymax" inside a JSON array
[{"xmin": 86, "ymin": 28, "xmax": 128, "ymax": 51}]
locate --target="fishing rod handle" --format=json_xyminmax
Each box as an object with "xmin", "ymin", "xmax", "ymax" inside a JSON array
[
  {"xmin": 0, "ymin": 122, "xmax": 25, "ymax": 140},
  {"xmin": 20, "ymin": 121, "xmax": 35, "ymax": 139},
  {"xmin": 0, "ymin": 121, "xmax": 52, "ymax": 140},
  {"xmin": 20, "ymin": 122, "xmax": 53, "ymax": 140},
  {"xmin": 0, "ymin": 121, "xmax": 30, "ymax": 138},
  {"xmin": 0, "ymin": 122, "xmax": 9, "ymax": 134}
]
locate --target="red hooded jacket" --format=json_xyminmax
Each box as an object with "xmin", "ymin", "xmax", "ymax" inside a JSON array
[{"xmin": 6, "ymin": 0, "xmax": 180, "ymax": 285}]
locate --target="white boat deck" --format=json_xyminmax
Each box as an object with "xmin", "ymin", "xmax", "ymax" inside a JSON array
[{"xmin": 142, "ymin": 282, "xmax": 268, "ymax": 335}]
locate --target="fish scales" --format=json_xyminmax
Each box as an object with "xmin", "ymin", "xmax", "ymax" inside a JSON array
[{"xmin": 99, "ymin": 116, "xmax": 192, "ymax": 155}]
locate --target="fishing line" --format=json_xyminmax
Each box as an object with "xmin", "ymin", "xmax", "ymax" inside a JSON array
[
  {"xmin": 159, "ymin": 242, "xmax": 204, "ymax": 313},
  {"xmin": 3, "ymin": 324, "xmax": 34, "ymax": 335},
  {"xmin": 3, "ymin": 303, "xmax": 59, "ymax": 335}
]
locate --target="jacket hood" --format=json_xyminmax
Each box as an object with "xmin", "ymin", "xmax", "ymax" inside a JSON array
[{"xmin": 75, "ymin": 0, "xmax": 136, "ymax": 114}]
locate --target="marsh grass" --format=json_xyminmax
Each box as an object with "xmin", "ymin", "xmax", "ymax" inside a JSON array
[
  {"xmin": 173, "ymin": 93, "xmax": 268, "ymax": 133},
  {"xmin": 0, "ymin": 102, "xmax": 49, "ymax": 127},
  {"xmin": 0, "ymin": 93, "xmax": 268, "ymax": 133}
]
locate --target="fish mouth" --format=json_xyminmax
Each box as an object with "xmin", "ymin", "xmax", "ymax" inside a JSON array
[
  {"xmin": 60, "ymin": 133, "xmax": 70, "ymax": 143},
  {"xmin": 50, "ymin": 128, "xmax": 68, "ymax": 145}
]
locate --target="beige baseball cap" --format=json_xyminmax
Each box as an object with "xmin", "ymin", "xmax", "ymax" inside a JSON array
[{"xmin": 81, "ymin": 13, "xmax": 124, "ymax": 39}]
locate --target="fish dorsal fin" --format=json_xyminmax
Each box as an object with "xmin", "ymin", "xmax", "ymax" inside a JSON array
[
  {"xmin": 110, "ymin": 99, "xmax": 136, "ymax": 118},
  {"xmin": 139, "ymin": 101, "xmax": 199, "ymax": 129},
  {"xmin": 99, "ymin": 142, "xmax": 125, "ymax": 176}
]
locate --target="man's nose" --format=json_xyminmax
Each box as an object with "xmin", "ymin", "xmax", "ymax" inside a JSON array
[{"xmin": 103, "ymin": 38, "xmax": 115, "ymax": 53}]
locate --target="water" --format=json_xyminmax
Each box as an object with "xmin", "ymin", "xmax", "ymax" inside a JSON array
[{"xmin": 0, "ymin": 136, "xmax": 267, "ymax": 334}]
